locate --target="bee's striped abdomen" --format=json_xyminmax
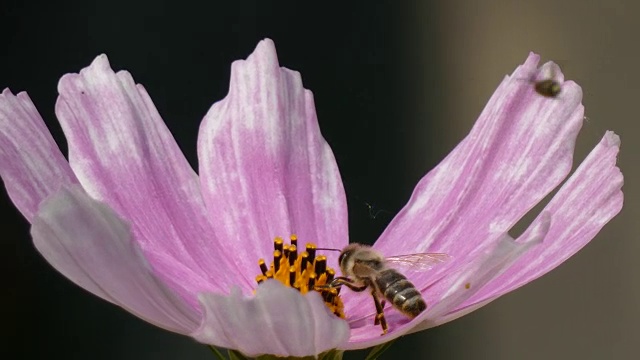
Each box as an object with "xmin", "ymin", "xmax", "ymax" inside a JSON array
[{"xmin": 375, "ymin": 269, "xmax": 426, "ymax": 318}]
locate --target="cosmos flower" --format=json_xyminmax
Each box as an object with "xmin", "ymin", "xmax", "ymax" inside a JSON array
[{"xmin": 0, "ymin": 39, "xmax": 623, "ymax": 358}]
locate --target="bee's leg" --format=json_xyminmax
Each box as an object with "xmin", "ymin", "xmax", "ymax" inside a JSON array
[
  {"xmin": 328, "ymin": 277, "xmax": 368, "ymax": 292},
  {"xmin": 371, "ymin": 289, "xmax": 388, "ymax": 335},
  {"xmin": 375, "ymin": 299, "xmax": 387, "ymax": 324}
]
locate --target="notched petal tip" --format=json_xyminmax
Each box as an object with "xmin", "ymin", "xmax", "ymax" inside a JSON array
[
  {"xmin": 513, "ymin": 52, "xmax": 568, "ymax": 85},
  {"xmin": 604, "ymin": 130, "xmax": 621, "ymax": 147},
  {"xmin": 523, "ymin": 52, "xmax": 542, "ymax": 69},
  {"xmin": 1, "ymin": 88, "xmax": 32, "ymax": 101},
  {"xmin": 591, "ymin": 131, "xmax": 623, "ymax": 187},
  {"xmin": 509, "ymin": 52, "xmax": 541, "ymax": 80},
  {"xmin": 57, "ymin": 54, "xmax": 117, "ymax": 93},
  {"xmin": 230, "ymin": 38, "xmax": 280, "ymax": 74},
  {"xmin": 90, "ymin": 54, "xmax": 111, "ymax": 69},
  {"xmin": 254, "ymin": 38, "xmax": 277, "ymax": 56}
]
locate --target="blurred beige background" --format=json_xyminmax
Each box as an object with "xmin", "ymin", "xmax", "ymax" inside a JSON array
[{"xmin": 406, "ymin": 0, "xmax": 638, "ymax": 359}]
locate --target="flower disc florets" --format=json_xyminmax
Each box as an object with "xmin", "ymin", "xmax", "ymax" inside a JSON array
[{"xmin": 255, "ymin": 235, "xmax": 345, "ymax": 318}]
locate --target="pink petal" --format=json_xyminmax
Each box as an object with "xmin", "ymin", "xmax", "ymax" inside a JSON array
[
  {"xmin": 192, "ymin": 280, "xmax": 349, "ymax": 357},
  {"xmin": 0, "ymin": 89, "xmax": 78, "ymax": 221},
  {"xmin": 197, "ymin": 39, "xmax": 348, "ymax": 279},
  {"xmin": 410, "ymin": 131, "xmax": 622, "ymax": 328},
  {"xmin": 457, "ymin": 131, "xmax": 624, "ymax": 308},
  {"xmin": 373, "ymin": 53, "xmax": 584, "ymax": 290},
  {"xmin": 31, "ymin": 185, "xmax": 200, "ymax": 334},
  {"xmin": 343, "ymin": 214, "xmax": 550, "ymax": 349},
  {"xmin": 54, "ymin": 55, "xmax": 236, "ymax": 301},
  {"xmin": 420, "ymin": 213, "xmax": 550, "ymax": 323}
]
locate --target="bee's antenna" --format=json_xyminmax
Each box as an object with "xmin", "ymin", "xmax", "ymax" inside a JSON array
[{"xmin": 315, "ymin": 247, "xmax": 341, "ymax": 252}]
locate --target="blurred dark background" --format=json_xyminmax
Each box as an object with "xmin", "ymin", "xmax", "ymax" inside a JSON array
[{"xmin": 1, "ymin": 1, "xmax": 637, "ymax": 359}]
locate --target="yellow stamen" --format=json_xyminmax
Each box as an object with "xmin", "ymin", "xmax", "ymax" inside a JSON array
[
  {"xmin": 306, "ymin": 243, "xmax": 316, "ymax": 263},
  {"xmin": 289, "ymin": 245, "xmax": 298, "ymax": 265},
  {"xmin": 300, "ymin": 252, "xmax": 309, "ymax": 271},
  {"xmin": 326, "ymin": 269, "xmax": 336, "ymax": 286},
  {"xmin": 274, "ymin": 237, "xmax": 284, "ymax": 253},
  {"xmin": 255, "ymin": 237, "xmax": 345, "ymax": 318},
  {"xmin": 274, "ymin": 250, "xmax": 282, "ymax": 273},
  {"xmin": 258, "ymin": 259, "xmax": 268, "ymax": 275},
  {"xmin": 314, "ymin": 255, "xmax": 327, "ymax": 276}
]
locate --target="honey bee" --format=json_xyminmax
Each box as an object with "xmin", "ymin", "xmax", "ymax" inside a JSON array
[{"xmin": 323, "ymin": 243, "xmax": 450, "ymax": 335}]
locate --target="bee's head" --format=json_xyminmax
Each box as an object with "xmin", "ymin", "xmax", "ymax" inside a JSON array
[{"xmin": 338, "ymin": 244, "xmax": 362, "ymax": 274}]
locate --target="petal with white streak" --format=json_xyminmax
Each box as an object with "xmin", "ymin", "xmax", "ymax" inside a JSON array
[
  {"xmin": 374, "ymin": 53, "xmax": 583, "ymax": 271},
  {"xmin": 458, "ymin": 131, "xmax": 624, "ymax": 307},
  {"xmin": 0, "ymin": 89, "xmax": 77, "ymax": 222},
  {"xmin": 197, "ymin": 39, "xmax": 348, "ymax": 277},
  {"xmin": 192, "ymin": 280, "xmax": 349, "ymax": 357},
  {"xmin": 55, "ymin": 55, "xmax": 235, "ymax": 301},
  {"xmin": 31, "ymin": 185, "xmax": 200, "ymax": 334},
  {"xmin": 343, "ymin": 213, "xmax": 550, "ymax": 349}
]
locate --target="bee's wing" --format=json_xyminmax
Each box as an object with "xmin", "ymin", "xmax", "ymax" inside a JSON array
[{"xmin": 385, "ymin": 253, "xmax": 451, "ymax": 272}]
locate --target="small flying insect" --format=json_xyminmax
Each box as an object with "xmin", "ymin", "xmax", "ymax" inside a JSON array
[
  {"xmin": 318, "ymin": 243, "xmax": 450, "ymax": 335},
  {"xmin": 534, "ymin": 78, "xmax": 562, "ymax": 98},
  {"xmin": 519, "ymin": 61, "xmax": 564, "ymax": 98}
]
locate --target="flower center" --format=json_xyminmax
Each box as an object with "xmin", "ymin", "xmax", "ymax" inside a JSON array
[{"xmin": 255, "ymin": 235, "xmax": 345, "ymax": 318}]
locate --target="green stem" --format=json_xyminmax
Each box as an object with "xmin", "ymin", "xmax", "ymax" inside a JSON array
[
  {"xmin": 364, "ymin": 339, "xmax": 397, "ymax": 360},
  {"xmin": 209, "ymin": 346, "xmax": 229, "ymax": 360},
  {"xmin": 207, "ymin": 346, "xmax": 345, "ymax": 360}
]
